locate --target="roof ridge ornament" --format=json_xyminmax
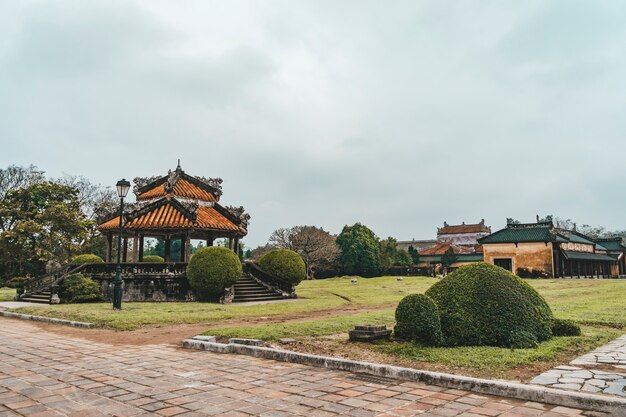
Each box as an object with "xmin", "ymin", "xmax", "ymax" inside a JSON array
[
  {"xmin": 195, "ymin": 176, "xmax": 223, "ymax": 197},
  {"xmin": 225, "ymin": 205, "xmax": 251, "ymax": 229},
  {"xmin": 133, "ymin": 175, "xmax": 161, "ymax": 195},
  {"xmin": 165, "ymin": 168, "xmax": 181, "ymax": 193}
]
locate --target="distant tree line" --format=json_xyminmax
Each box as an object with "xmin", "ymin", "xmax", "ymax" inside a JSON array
[
  {"xmin": 252, "ymin": 223, "xmax": 420, "ymax": 279},
  {"xmin": 2, "ymin": 164, "xmax": 625, "ymax": 283}
]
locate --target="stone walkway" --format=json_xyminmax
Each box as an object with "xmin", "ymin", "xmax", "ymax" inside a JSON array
[
  {"xmin": 531, "ymin": 335, "xmax": 626, "ymax": 397},
  {"xmin": 0, "ymin": 319, "xmax": 600, "ymax": 417}
]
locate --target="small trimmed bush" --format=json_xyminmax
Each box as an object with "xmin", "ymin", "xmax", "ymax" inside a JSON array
[
  {"xmin": 70, "ymin": 254, "xmax": 104, "ymax": 264},
  {"xmin": 7, "ymin": 276, "xmax": 28, "ymax": 289},
  {"xmin": 509, "ymin": 331, "xmax": 538, "ymax": 349},
  {"xmin": 259, "ymin": 249, "xmax": 306, "ymax": 285},
  {"xmin": 552, "ymin": 318, "xmax": 582, "ymax": 337},
  {"xmin": 187, "ymin": 247, "xmax": 242, "ymax": 301},
  {"xmin": 394, "ymin": 294, "xmax": 442, "ymax": 346},
  {"xmin": 425, "ymin": 263, "xmax": 553, "ymax": 348},
  {"xmin": 60, "ymin": 273, "xmax": 101, "ymax": 303},
  {"xmin": 142, "ymin": 255, "xmax": 164, "ymax": 263}
]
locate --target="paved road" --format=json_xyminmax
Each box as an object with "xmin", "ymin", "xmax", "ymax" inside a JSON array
[{"xmin": 0, "ymin": 319, "xmax": 602, "ymax": 417}]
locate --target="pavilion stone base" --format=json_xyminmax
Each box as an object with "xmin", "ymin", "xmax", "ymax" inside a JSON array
[
  {"xmin": 93, "ymin": 277, "xmax": 196, "ymax": 302},
  {"xmin": 349, "ymin": 325, "xmax": 392, "ymax": 342}
]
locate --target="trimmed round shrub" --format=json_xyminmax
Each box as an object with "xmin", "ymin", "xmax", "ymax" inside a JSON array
[
  {"xmin": 259, "ymin": 249, "xmax": 306, "ymax": 285},
  {"xmin": 552, "ymin": 318, "xmax": 582, "ymax": 337},
  {"xmin": 70, "ymin": 254, "xmax": 104, "ymax": 265},
  {"xmin": 425, "ymin": 263, "xmax": 553, "ymax": 348},
  {"xmin": 394, "ymin": 294, "xmax": 443, "ymax": 346},
  {"xmin": 60, "ymin": 273, "xmax": 101, "ymax": 303},
  {"xmin": 7, "ymin": 276, "xmax": 28, "ymax": 289},
  {"xmin": 142, "ymin": 255, "xmax": 164, "ymax": 263},
  {"xmin": 187, "ymin": 247, "xmax": 242, "ymax": 300}
]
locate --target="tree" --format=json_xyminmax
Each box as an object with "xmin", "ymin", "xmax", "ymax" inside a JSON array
[
  {"xmin": 56, "ymin": 175, "xmax": 117, "ymax": 257},
  {"xmin": 336, "ymin": 223, "xmax": 381, "ymax": 277},
  {"xmin": 269, "ymin": 225, "xmax": 340, "ymax": 278},
  {"xmin": 379, "ymin": 237, "xmax": 399, "ymax": 270},
  {"xmin": 0, "ymin": 165, "xmax": 45, "ymax": 201},
  {"xmin": 440, "ymin": 248, "xmax": 458, "ymax": 267},
  {"xmin": 396, "ymin": 249, "xmax": 412, "ymax": 267},
  {"xmin": 0, "ymin": 182, "xmax": 90, "ymax": 279},
  {"xmin": 408, "ymin": 245, "xmax": 420, "ymax": 264}
]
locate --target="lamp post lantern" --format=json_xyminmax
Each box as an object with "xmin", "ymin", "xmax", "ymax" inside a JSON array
[{"xmin": 113, "ymin": 179, "xmax": 131, "ymax": 310}]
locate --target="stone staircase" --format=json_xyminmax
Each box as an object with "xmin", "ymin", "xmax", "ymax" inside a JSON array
[
  {"xmin": 19, "ymin": 290, "xmax": 52, "ymax": 304},
  {"xmin": 233, "ymin": 274, "xmax": 285, "ymax": 303}
]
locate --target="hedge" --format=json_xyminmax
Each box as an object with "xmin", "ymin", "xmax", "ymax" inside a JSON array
[
  {"xmin": 70, "ymin": 254, "xmax": 104, "ymax": 264},
  {"xmin": 187, "ymin": 247, "xmax": 242, "ymax": 301},
  {"xmin": 60, "ymin": 273, "xmax": 101, "ymax": 303},
  {"xmin": 425, "ymin": 263, "xmax": 553, "ymax": 348},
  {"xmin": 552, "ymin": 318, "xmax": 582, "ymax": 336},
  {"xmin": 259, "ymin": 249, "xmax": 306, "ymax": 285},
  {"xmin": 142, "ymin": 255, "xmax": 164, "ymax": 262},
  {"xmin": 394, "ymin": 294, "xmax": 442, "ymax": 346}
]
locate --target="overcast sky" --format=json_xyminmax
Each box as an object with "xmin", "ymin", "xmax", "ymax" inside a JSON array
[{"xmin": 1, "ymin": 0, "xmax": 625, "ymax": 247}]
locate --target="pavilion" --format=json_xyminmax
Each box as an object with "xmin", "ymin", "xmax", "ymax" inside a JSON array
[{"xmin": 98, "ymin": 163, "xmax": 250, "ymax": 263}]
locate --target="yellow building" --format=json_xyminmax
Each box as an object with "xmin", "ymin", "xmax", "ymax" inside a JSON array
[{"xmin": 479, "ymin": 220, "xmax": 621, "ymax": 278}]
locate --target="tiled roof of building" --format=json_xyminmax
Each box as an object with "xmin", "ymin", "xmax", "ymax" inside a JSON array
[
  {"xmin": 438, "ymin": 220, "xmax": 491, "ymax": 235},
  {"xmin": 98, "ymin": 165, "xmax": 248, "ymax": 236},
  {"xmin": 137, "ymin": 177, "xmax": 217, "ymax": 202},
  {"xmin": 478, "ymin": 222, "xmax": 563, "ymax": 244},
  {"xmin": 420, "ymin": 243, "xmax": 482, "ymax": 256},
  {"xmin": 563, "ymin": 251, "xmax": 616, "ymax": 262},
  {"xmin": 98, "ymin": 201, "xmax": 242, "ymax": 233},
  {"xmin": 134, "ymin": 165, "xmax": 222, "ymax": 203},
  {"xmin": 595, "ymin": 238, "xmax": 626, "ymax": 252},
  {"xmin": 419, "ymin": 253, "xmax": 484, "ymax": 264}
]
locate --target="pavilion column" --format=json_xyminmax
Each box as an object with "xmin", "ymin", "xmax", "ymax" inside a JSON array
[
  {"xmin": 184, "ymin": 234, "xmax": 191, "ymax": 262},
  {"xmin": 132, "ymin": 234, "xmax": 139, "ymax": 262},
  {"xmin": 165, "ymin": 238, "xmax": 171, "ymax": 263},
  {"xmin": 206, "ymin": 238, "xmax": 214, "ymax": 247},
  {"xmin": 138, "ymin": 235, "xmax": 144, "ymax": 262},
  {"xmin": 122, "ymin": 237, "xmax": 128, "ymax": 263},
  {"xmin": 105, "ymin": 234, "xmax": 113, "ymax": 263},
  {"xmin": 233, "ymin": 237, "xmax": 240, "ymax": 255}
]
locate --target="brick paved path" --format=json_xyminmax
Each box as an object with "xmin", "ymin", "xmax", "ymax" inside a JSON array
[{"xmin": 0, "ymin": 319, "xmax": 604, "ymax": 417}]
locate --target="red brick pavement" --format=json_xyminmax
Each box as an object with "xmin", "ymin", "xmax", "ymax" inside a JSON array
[{"xmin": 0, "ymin": 319, "xmax": 606, "ymax": 416}]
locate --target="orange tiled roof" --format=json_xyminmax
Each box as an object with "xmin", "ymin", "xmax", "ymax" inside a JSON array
[
  {"xmin": 137, "ymin": 178, "xmax": 217, "ymax": 202},
  {"xmin": 420, "ymin": 243, "xmax": 482, "ymax": 256},
  {"xmin": 438, "ymin": 223, "xmax": 490, "ymax": 235},
  {"xmin": 98, "ymin": 202, "xmax": 241, "ymax": 233}
]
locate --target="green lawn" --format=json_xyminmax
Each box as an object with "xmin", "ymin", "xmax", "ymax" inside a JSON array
[
  {"xmin": 11, "ymin": 276, "xmax": 436, "ymax": 330},
  {"xmin": 9, "ymin": 276, "xmax": 626, "ymax": 378},
  {"xmin": 0, "ymin": 287, "xmax": 16, "ymax": 302}
]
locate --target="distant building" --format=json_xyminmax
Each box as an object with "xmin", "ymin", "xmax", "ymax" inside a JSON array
[
  {"xmin": 437, "ymin": 219, "xmax": 491, "ymax": 245},
  {"xmin": 414, "ymin": 220, "xmax": 489, "ymax": 272},
  {"xmin": 397, "ymin": 239, "xmax": 437, "ymax": 252},
  {"xmin": 479, "ymin": 220, "xmax": 624, "ymax": 278}
]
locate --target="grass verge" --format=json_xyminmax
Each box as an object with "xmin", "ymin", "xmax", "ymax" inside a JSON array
[{"xmin": 0, "ymin": 287, "xmax": 16, "ymax": 302}]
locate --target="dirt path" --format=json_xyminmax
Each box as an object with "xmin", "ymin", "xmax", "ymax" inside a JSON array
[{"xmin": 38, "ymin": 303, "xmax": 396, "ymax": 346}]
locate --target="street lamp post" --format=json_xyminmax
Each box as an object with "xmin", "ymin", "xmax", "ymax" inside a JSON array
[{"xmin": 113, "ymin": 179, "xmax": 131, "ymax": 310}]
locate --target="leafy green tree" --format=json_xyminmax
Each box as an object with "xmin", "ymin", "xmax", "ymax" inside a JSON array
[
  {"xmin": 396, "ymin": 249, "xmax": 412, "ymax": 267},
  {"xmin": 408, "ymin": 245, "xmax": 420, "ymax": 264},
  {"xmin": 336, "ymin": 223, "xmax": 381, "ymax": 277},
  {"xmin": 379, "ymin": 237, "xmax": 399, "ymax": 270},
  {"xmin": 440, "ymin": 248, "xmax": 458, "ymax": 267},
  {"xmin": 0, "ymin": 182, "xmax": 90, "ymax": 279}
]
